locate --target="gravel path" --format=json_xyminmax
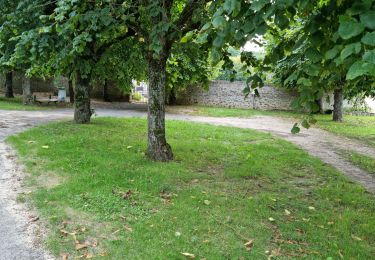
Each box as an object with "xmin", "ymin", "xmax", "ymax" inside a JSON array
[{"xmin": 0, "ymin": 107, "xmax": 374, "ymax": 259}]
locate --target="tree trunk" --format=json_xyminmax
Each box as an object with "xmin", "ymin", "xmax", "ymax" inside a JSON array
[
  {"xmin": 74, "ymin": 73, "xmax": 92, "ymax": 123},
  {"xmin": 4, "ymin": 72, "xmax": 14, "ymax": 98},
  {"xmin": 68, "ymin": 79, "xmax": 74, "ymax": 104},
  {"xmin": 22, "ymin": 77, "xmax": 32, "ymax": 105},
  {"xmin": 333, "ymin": 88, "xmax": 343, "ymax": 122},
  {"xmin": 103, "ymin": 80, "xmax": 110, "ymax": 102},
  {"xmin": 146, "ymin": 57, "xmax": 173, "ymax": 161}
]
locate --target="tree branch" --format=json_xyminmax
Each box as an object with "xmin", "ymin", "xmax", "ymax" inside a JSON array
[
  {"xmin": 175, "ymin": 0, "xmax": 207, "ymax": 31},
  {"xmin": 95, "ymin": 28, "xmax": 137, "ymax": 59}
]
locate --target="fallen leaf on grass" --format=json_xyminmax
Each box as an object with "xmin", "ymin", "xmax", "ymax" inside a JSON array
[
  {"xmin": 351, "ymin": 234, "xmax": 362, "ymax": 241},
  {"xmin": 60, "ymin": 229, "xmax": 70, "ymax": 236},
  {"xmin": 308, "ymin": 206, "xmax": 315, "ymax": 211},
  {"xmin": 124, "ymin": 225, "xmax": 133, "ymax": 232},
  {"xmin": 244, "ymin": 239, "xmax": 254, "ymax": 251},
  {"xmin": 61, "ymin": 253, "xmax": 69, "ymax": 260},
  {"xmin": 181, "ymin": 252, "xmax": 195, "ymax": 259},
  {"xmin": 284, "ymin": 209, "xmax": 291, "ymax": 216},
  {"xmin": 127, "ymin": 146, "xmax": 133, "ymax": 149},
  {"xmin": 203, "ymin": 200, "xmax": 211, "ymax": 205},
  {"xmin": 42, "ymin": 145, "xmax": 49, "ymax": 149},
  {"xmin": 272, "ymin": 247, "xmax": 282, "ymax": 257},
  {"xmin": 121, "ymin": 190, "xmax": 132, "ymax": 200},
  {"xmin": 83, "ymin": 253, "xmax": 93, "ymax": 259},
  {"xmin": 268, "ymin": 217, "xmax": 275, "ymax": 222},
  {"xmin": 75, "ymin": 243, "xmax": 88, "ymax": 251},
  {"xmin": 28, "ymin": 141, "xmax": 35, "ymax": 144}
]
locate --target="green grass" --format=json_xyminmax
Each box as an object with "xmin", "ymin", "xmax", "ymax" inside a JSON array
[
  {"xmin": 347, "ymin": 152, "xmax": 375, "ymax": 175},
  {"xmin": 315, "ymin": 115, "xmax": 375, "ymax": 147},
  {"xmin": 168, "ymin": 105, "xmax": 300, "ymax": 118},
  {"xmin": 8, "ymin": 118, "xmax": 375, "ymax": 259},
  {"xmin": 173, "ymin": 105, "xmax": 375, "ymax": 147},
  {"xmin": 0, "ymin": 96, "xmax": 53, "ymax": 110}
]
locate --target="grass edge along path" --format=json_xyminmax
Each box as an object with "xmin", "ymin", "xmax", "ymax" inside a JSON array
[
  {"xmin": 170, "ymin": 105, "xmax": 375, "ymax": 148},
  {"xmin": 7, "ymin": 117, "xmax": 375, "ymax": 259}
]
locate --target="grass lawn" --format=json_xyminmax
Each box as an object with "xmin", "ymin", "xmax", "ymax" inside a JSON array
[
  {"xmin": 347, "ymin": 152, "xmax": 375, "ymax": 175},
  {"xmin": 315, "ymin": 115, "xmax": 375, "ymax": 147},
  {"xmin": 175, "ymin": 106, "xmax": 375, "ymax": 147},
  {"xmin": 8, "ymin": 118, "xmax": 375, "ymax": 259}
]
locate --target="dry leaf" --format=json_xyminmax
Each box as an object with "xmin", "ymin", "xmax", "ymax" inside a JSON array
[
  {"xmin": 203, "ymin": 200, "xmax": 211, "ymax": 205},
  {"xmin": 181, "ymin": 252, "xmax": 195, "ymax": 259},
  {"xmin": 124, "ymin": 225, "xmax": 133, "ymax": 232},
  {"xmin": 42, "ymin": 145, "xmax": 49, "ymax": 149},
  {"xmin": 83, "ymin": 253, "xmax": 93, "ymax": 259},
  {"xmin": 284, "ymin": 209, "xmax": 291, "ymax": 216},
  {"xmin": 308, "ymin": 206, "xmax": 315, "ymax": 211},
  {"xmin": 268, "ymin": 217, "xmax": 275, "ymax": 222},
  {"xmin": 122, "ymin": 190, "xmax": 132, "ymax": 200},
  {"xmin": 244, "ymin": 239, "xmax": 254, "ymax": 251},
  {"xmin": 351, "ymin": 234, "xmax": 362, "ymax": 241},
  {"xmin": 61, "ymin": 253, "xmax": 69, "ymax": 260},
  {"xmin": 272, "ymin": 247, "xmax": 282, "ymax": 257},
  {"xmin": 60, "ymin": 229, "xmax": 70, "ymax": 236},
  {"xmin": 28, "ymin": 141, "xmax": 35, "ymax": 144},
  {"xmin": 127, "ymin": 146, "xmax": 133, "ymax": 149},
  {"xmin": 29, "ymin": 216, "xmax": 39, "ymax": 222},
  {"xmin": 175, "ymin": 231, "xmax": 181, "ymax": 237},
  {"xmin": 75, "ymin": 243, "xmax": 88, "ymax": 251}
]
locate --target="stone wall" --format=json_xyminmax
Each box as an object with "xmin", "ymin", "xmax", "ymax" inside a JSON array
[
  {"xmin": 178, "ymin": 80, "xmax": 298, "ymax": 110},
  {"xmin": 0, "ymin": 72, "xmax": 55, "ymax": 94},
  {"xmin": 0, "ymin": 73, "xmax": 129, "ymax": 101}
]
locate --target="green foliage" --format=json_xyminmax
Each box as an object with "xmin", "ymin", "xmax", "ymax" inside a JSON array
[{"xmin": 132, "ymin": 92, "xmax": 142, "ymax": 101}]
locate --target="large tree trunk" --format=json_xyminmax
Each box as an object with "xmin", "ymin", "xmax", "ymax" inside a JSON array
[
  {"xmin": 4, "ymin": 72, "xmax": 14, "ymax": 98},
  {"xmin": 103, "ymin": 80, "xmax": 110, "ymax": 102},
  {"xmin": 333, "ymin": 88, "xmax": 343, "ymax": 122},
  {"xmin": 68, "ymin": 79, "xmax": 74, "ymax": 104},
  {"xmin": 22, "ymin": 77, "xmax": 32, "ymax": 105},
  {"xmin": 146, "ymin": 57, "xmax": 173, "ymax": 161},
  {"xmin": 74, "ymin": 73, "xmax": 92, "ymax": 123}
]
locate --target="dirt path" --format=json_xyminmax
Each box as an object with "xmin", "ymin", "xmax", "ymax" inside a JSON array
[{"xmin": 0, "ymin": 107, "xmax": 374, "ymax": 258}]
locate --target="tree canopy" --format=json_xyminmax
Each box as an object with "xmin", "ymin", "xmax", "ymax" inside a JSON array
[{"xmin": 1, "ymin": 0, "xmax": 374, "ymax": 160}]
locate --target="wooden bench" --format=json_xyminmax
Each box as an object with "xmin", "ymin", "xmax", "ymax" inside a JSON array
[{"xmin": 33, "ymin": 92, "xmax": 59, "ymax": 105}]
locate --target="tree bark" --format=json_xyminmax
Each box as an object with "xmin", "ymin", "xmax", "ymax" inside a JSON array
[
  {"xmin": 74, "ymin": 73, "xmax": 92, "ymax": 123},
  {"xmin": 103, "ymin": 80, "xmax": 110, "ymax": 102},
  {"xmin": 4, "ymin": 72, "xmax": 14, "ymax": 98},
  {"xmin": 333, "ymin": 88, "xmax": 343, "ymax": 122},
  {"xmin": 22, "ymin": 76, "xmax": 32, "ymax": 105},
  {"xmin": 146, "ymin": 57, "xmax": 173, "ymax": 161},
  {"xmin": 68, "ymin": 79, "xmax": 74, "ymax": 104}
]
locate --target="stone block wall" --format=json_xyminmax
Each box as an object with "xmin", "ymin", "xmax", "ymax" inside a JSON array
[
  {"xmin": 177, "ymin": 80, "xmax": 298, "ymax": 110},
  {"xmin": 0, "ymin": 72, "xmax": 55, "ymax": 94},
  {"xmin": 0, "ymin": 73, "xmax": 129, "ymax": 101}
]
